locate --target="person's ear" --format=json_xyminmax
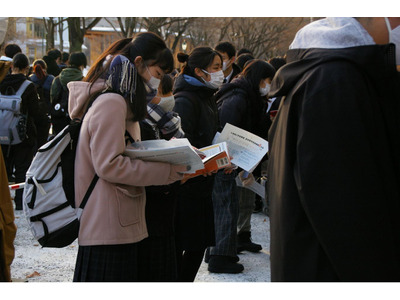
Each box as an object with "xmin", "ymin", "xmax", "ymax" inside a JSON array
[
  {"xmin": 134, "ymin": 56, "xmax": 144, "ymax": 67},
  {"xmin": 194, "ymin": 67, "xmax": 206, "ymax": 79}
]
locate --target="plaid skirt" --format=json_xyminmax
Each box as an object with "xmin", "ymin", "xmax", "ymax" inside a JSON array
[{"xmin": 73, "ymin": 243, "xmax": 139, "ymax": 282}]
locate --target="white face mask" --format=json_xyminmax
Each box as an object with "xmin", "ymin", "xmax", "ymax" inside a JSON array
[
  {"xmin": 260, "ymin": 83, "xmax": 271, "ymax": 96},
  {"xmin": 201, "ymin": 69, "xmax": 224, "ymax": 89},
  {"xmin": 384, "ymin": 17, "xmax": 400, "ymax": 66},
  {"xmin": 222, "ymin": 60, "xmax": 232, "ymax": 72},
  {"xmin": 146, "ymin": 65, "xmax": 161, "ymax": 90},
  {"xmin": 158, "ymin": 95, "xmax": 175, "ymax": 112}
]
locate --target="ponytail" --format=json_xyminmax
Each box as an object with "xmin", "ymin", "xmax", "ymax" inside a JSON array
[
  {"xmin": 32, "ymin": 59, "xmax": 48, "ymax": 80},
  {"xmin": 33, "ymin": 64, "xmax": 46, "ymax": 80}
]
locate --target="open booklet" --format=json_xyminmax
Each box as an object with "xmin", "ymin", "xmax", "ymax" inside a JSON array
[
  {"xmin": 124, "ymin": 123, "xmax": 267, "ymax": 179},
  {"xmin": 124, "ymin": 138, "xmax": 203, "ymax": 174},
  {"xmin": 182, "ymin": 142, "xmax": 231, "ymax": 180},
  {"xmin": 124, "ymin": 138, "xmax": 230, "ymax": 176}
]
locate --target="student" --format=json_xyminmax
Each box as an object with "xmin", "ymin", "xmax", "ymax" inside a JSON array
[
  {"xmin": 58, "ymin": 52, "xmax": 69, "ymax": 70},
  {"xmin": 29, "ymin": 59, "xmax": 54, "ymax": 148},
  {"xmin": 215, "ymin": 41, "xmax": 241, "ymax": 83},
  {"xmin": 235, "ymin": 53, "xmax": 254, "ymax": 71},
  {"xmin": 43, "ymin": 48, "xmax": 61, "ymax": 77},
  {"xmin": 172, "ymin": 46, "xmax": 223, "ymax": 281},
  {"xmin": 0, "ymin": 53, "xmax": 45, "ymax": 209},
  {"xmin": 50, "ymin": 52, "xmax": 87, "ymax": 135},
  {"xmin": 268, "ymin": 17, "xmax": 400, "ymax": 281},
  {"xmin": 0, "ymin": 44, "xmax": 22, "ymax": 83},
  {"xmin": 69, "ymin": 32, "xmax": 187, "ymax": 282},
  {"xmin": 137, "ymin": 74, "xmax": 184, "ymax": 281},
  {"xmin": 208, "ymin": 59, "xmax": 275, "ymax": 273}
]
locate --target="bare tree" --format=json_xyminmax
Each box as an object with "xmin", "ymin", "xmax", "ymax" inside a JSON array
[
  {"xmin": 0, "ymin": 17, "xmax": 17, "ymax": 53},
  {"xmin": 103, "ymin": 17, "xmax": 141, "ymax": 39},
  {"xmin": 67, "ymin": 17, "xmax": 102, "ymax": 52},
  {"xmin": 43, "ymin": 17, "xmax": 63, "ymax": 51},
  {"xmin": 57, "ymin": 18, "xmax": 67, "ymax": 52},
  {"xmin": 184, "ymin": 17, "xmax": 306, "ymax": 59},
  {"xmin": 164, "ymin": 18, "xmax": 197, "ymax": 52},
  {"xmin": 118, "ymin": 17, "xmax": 140, "ymax": 38},
  {"xmin": 185, "ymin": 17, "xmax": 234, "ymax": 48},
  {"xmin": 140, "ymin": 17, "xmax": 169, "ymax": 37}
]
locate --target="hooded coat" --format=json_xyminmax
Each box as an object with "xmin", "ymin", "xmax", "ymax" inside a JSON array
[
  {"xmin": 68, "ymin": 80, "xmax": 184, "ymax": 246},
  {"xmin": 267, "ymin": 17, "xmax": 400, "ymax": 281}
]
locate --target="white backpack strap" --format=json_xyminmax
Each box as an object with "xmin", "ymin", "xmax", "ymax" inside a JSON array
[{"xmin": 15, "ymin": 80, "xmax": 32, "ymax": 96}]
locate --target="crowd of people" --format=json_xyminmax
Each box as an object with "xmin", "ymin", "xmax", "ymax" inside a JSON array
[{"xmin": 1, "ymin": 16, "xmax": 400, "ymax": 283}]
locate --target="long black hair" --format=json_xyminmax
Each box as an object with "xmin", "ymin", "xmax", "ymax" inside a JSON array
[
  {"xmin": 241, "ymin": 59, "xmax": 276, "ymax": 92},
  {"xmin": 86, "ymin": 32, "xmax": 173, "ymax": 122}
]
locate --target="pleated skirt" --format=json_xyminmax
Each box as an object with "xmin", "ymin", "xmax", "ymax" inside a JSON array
[{"xmin": 73, "ymin": 243, "xmax": 139, "ymax": 282}]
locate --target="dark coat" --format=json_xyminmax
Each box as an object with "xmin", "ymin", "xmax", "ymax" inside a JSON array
[
  {"xmin": 226, "ymin": 62, "xmax": 242, "ymax": 83},
  {"xmin": 267, "ymin": 44, "xmax": 400, "ymax": 281},
  {"xmin": 29, "ymin": 73, "xmax": 54, "ymax": 114},
  {"xmin": 215, "ymin": 75, "xmax": 270, "ymax": 140},
  {"xmin": 172, "ymin": 74, "xmax": 219, "ymax": 250},
  {"xmin": 139, "ymin": 120, "xmax": 180, "ymax": 237}
]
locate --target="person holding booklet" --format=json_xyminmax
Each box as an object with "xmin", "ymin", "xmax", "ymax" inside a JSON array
[
  {"xmin": 68, "ymin": 33, "xmax": 187, "ymax": 282},
  {"xmin": 172, "ymin": 46, "xmax": 223, "ymax": 281},
  {"xmin": 137, "ymin": 74, "xmax": 185, "ymax": 281},
  {"xmin": 208, "ymin": 59, "xmax": 275, "ymax": 273}
]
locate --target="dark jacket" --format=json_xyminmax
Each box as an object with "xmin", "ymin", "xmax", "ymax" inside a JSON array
[
  {"xmin": 50, "ymin": 67, "xmax": 83, "ymax": 134},
  {"xmin": 29, "ymin": 73, "xmax": 54, "ymax": 122},
  {"xmin": 139, "ymin": 120, "xmax": 180, "ymax": 237},
  {"xmin": 50, "ymin": 67, "xmax": 83, "ymax": 105},
  {"xmin": 215, "ymin": 75, "xmax": 270, "ymax": 140},
  {"xmin": 173, "ymin": 74, "xmax": 219, "ymax": 148},
  {"xmin": 0, "ymin": 74, "xmax": 46, "ymax": 146},
  {"xmin": 267, "ymin": 44, "xmax": 400, "ymax": 281},
  {"xmin": 226, "ymin": 62, "xmax": 241, "ymax": 83},
  {"xmin": 172, "ymin": 74, "xmax": 218, "ymax": 250}
]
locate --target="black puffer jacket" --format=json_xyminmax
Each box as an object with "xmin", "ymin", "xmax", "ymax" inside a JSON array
[
  {"xmin": 215, "ymin": 75, "xmax": 270, "ymax": 140},
  {"xmin": 173, "ymin": 74, "xmax": 219, "ymax": 148},
  {"xmin": 0, "ymin": 74, "xmax": 46, "ymax": 146}
]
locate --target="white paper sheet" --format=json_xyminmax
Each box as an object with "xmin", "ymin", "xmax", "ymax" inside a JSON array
[{"xmin": 215, "ymin": 123, "xmax": 268, "ymax": 172}]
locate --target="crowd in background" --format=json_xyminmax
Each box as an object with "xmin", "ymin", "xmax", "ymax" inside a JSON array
[{"xmin": 1, "ymin": 16, "xmax": 400, "ymax": 283}]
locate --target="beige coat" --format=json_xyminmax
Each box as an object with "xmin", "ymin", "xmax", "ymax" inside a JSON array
[{"xmin": 68, "ymin": 80, "xmax": 183, "ymax": 246}]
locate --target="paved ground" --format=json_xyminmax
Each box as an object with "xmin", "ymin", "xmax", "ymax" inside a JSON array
[{"xmin": 9, "ymin": 206, "xmax": 270, "ymax": 282}]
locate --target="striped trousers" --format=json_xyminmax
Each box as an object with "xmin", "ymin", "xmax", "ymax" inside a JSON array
[{"xmin": 209, "ymin": 169, "xmax": 239, "ymax": 257}]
